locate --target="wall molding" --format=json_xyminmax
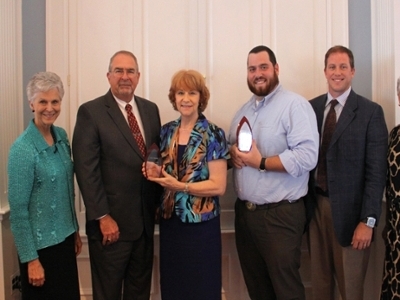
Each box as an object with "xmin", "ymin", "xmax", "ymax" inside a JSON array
[
  {"xmin": 0, "ymin": 206, "xmax": 10, "ymax": 221},
  {"xmin": 0, "ymin": 0, "xmax": 23, "ymax": 210},
  {"xmin": 371, "ymin": 1, "xmax": 396, "ymax": 130}
]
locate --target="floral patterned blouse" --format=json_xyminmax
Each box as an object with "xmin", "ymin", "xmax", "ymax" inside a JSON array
[{"xmin": 159, "ymin": 113, "xmax": 230, "ymax": 223}]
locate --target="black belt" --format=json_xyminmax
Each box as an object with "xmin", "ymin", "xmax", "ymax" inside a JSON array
[
  {"xmin": 240, "ymin": 198, "xmax": 301, "ymax": 211},
  {"xmin": 316, "ymin": 187, "xmax": 329, "ymax": 197}
]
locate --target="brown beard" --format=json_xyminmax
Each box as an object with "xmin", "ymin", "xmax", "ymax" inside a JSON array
[{"xmin": 247, "ymin": 71, "xmax": 279, "ymax": 97}]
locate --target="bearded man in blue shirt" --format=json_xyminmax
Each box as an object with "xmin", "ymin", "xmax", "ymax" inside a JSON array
[{"xmin": 228, "ymin": 45, "xmax": 319, "ymax": 300}]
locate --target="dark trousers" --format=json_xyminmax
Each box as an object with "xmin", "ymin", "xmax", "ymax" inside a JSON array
[
  {"xmin": 88, "ymin": 232, "xmax": 154, "ymax": 300},
  {"xmin": 19, "ymin": 233, "xmax": 80, "ymax": 300},
  {"xmin": 235, "ymin": 198, "xmax": 306, "ymax": 300}
]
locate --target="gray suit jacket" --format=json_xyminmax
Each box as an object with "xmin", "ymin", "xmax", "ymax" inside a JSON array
[
  {"xmin": 72, "ymin": 90, "xmax": 162, "ymax": 241},
  {"xmin": 310, "ymin": 90, "xmax": 387, "ymax": 246}
]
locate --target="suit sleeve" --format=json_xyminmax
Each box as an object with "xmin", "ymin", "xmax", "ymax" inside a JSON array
[
  {"xmin": 362, "ymin": 104, "xmax": 388, "ymax": 223},
  {"xmin": 72, "ymin": 104, "xmax": 109, "ymax": 221}
]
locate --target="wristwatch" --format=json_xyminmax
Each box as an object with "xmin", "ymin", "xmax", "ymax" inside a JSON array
[
  {"xmin": 361, "ymin": 217, "xmax": 376, "ymax": 228},
  {"xmin": 259, "ymin": 157, "xmax": 267, "ymax": 172}
]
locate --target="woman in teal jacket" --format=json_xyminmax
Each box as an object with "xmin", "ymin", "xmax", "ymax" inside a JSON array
[{"xmin": 8, "ymin": 72, "xmax": 81, "ymax": 299}]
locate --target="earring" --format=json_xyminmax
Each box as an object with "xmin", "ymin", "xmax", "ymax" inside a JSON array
[{"xmin": 32, "ymin": 109, "xmax": 35, "ymax": 112}]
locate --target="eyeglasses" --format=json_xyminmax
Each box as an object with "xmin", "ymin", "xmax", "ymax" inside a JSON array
[{"xmin": 112, "ymin": 68, "xmax": 138, "ymax": 78}]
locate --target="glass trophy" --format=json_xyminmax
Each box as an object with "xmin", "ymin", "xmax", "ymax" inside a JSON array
[
  {"xmin": 145, "ymin": 143, "xmax": 162, "ymax": 178},
  {"xmin": 236, "ymin": 116, "xmax": 253, "ymax": 152}
]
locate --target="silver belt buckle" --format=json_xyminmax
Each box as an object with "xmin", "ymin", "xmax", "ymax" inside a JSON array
[{"xmin": 245, "ymin": 201, "xmax": 256, "ymax": 211}]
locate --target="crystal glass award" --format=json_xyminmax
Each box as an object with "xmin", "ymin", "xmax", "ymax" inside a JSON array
[
  {"xmin": 145, "ymin": 143, "xmax": 162, "ymax": 178},
  {"xmin": 236, "ymin": 116, "xmax": 253, "ymax": 152}
]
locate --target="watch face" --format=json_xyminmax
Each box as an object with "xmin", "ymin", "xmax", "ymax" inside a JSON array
[{"xmin": 366, "ymin": 218, "xmax": 375, "ymax": 227}]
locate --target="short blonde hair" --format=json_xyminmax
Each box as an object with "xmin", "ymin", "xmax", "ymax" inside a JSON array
[{"xmin": 168, "ymin": 70, "xmax": 210, "ymax": 113}]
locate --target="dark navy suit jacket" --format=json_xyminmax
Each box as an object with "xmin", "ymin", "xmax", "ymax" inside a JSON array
[{"xmin": 310, "ymin": 90, "xmax": 387, "ymax": 247}]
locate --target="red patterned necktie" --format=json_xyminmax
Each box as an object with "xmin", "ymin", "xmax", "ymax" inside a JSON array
[
  {"xmin": 125, "ymin": 104, "xmax": 146, "ymax": 157},
  {"xmin": 317, "ymin": 99, "xmax": 338, "ymax": 191}
]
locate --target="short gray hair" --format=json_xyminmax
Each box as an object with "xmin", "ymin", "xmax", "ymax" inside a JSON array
[
  {"xmin": 397, "ymin": 76, "xmax": 400, "ymax": 95},
  {"xmin": 108, "ymin": 50, "xmax": 139, "ymax": 72},
  {"xmin": 26, "ymin": 72, "xmax": 64, "ymax": 102}
]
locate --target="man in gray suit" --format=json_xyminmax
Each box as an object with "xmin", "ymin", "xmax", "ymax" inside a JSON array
[
  {"xmin": 308, "ymin": 45, "xmax": 387, "ymax": 300},
  {"xmin": 72, "ymin": 50, "xmax": 162, "ymax": 300}
]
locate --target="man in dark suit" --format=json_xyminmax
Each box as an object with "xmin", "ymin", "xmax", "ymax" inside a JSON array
[
  {"xmin": 72, "ymin": 50, "xmax": 162, "ymax": 300},
  {"xmin": 308, "ymin": 45, "xmax": 387, "ymax": 300}
]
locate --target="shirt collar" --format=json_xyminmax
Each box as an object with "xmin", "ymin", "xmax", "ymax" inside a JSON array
[
  {"xmin": 112, "ymin": 93, "xmax": 136, "ymax": 109},
  {"xmin": 28, "ymin": 120, "xmax": 60, "ymax": 152},
  {"xmin": 326, "ymin": 86, "xmax": 351, "ymax": 108}
]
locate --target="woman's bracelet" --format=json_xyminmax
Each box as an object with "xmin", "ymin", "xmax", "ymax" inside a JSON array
[{"xmin": 183, "ymin": 182, "xmax": 189, "ymax": 194}]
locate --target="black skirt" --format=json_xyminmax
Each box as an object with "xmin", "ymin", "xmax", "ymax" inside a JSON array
[
  {"xmin": 19, "ymin": 233, "xmax": 80, "ymax": 300},
  {"xmin": 159, "ymin": 214, "xmax": 222, "ymax": 300}
]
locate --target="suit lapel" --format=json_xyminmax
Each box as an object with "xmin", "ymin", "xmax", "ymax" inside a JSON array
[
  {"xmin": 314, "ymin": 95, "xmax": 327, "ymax": 134},
  {"xmin": 329, "ymin": 90, "xmax": 357, "ymax": 148},
  {"xmin": 104, "ymin": 91, "xmax": 144, "ymax": 157}
]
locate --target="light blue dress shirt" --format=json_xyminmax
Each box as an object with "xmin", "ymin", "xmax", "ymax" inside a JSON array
[{"xmin": 228, "ymin": 84, "xmax": 319, "ymax": 204}]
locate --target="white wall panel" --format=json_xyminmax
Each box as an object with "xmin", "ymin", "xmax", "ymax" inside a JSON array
[
  {"xmin": 145, "ymin": 0, "xmax": 194, "ymax": 123},
  {"xmin": 0, "ymin": 0, "xmax": 23, "ymax": 209},
  {"xmin": 396, "ymin": 1, "xmax": 400, "ymax": 125},
  {"xmin": 371, "ymin": 1, "xmax": 396, "ymax": 130},
  {"xmin": 207, "ymin": 1, "xmax": 254, "ymax": 131},
  {"xmin": 0, "ymin": 1, "xmax": 22, "ymax": 298}
]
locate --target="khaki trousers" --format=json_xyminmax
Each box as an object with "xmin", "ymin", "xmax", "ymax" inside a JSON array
[{"xmin": 308, "ymin": 195, "xmax": 370, "ymax": 300}]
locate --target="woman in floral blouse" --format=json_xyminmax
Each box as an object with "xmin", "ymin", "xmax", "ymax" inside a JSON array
[{"xmin": 144, "ymin": 69, "xmax": 229, "ymax": 300}]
